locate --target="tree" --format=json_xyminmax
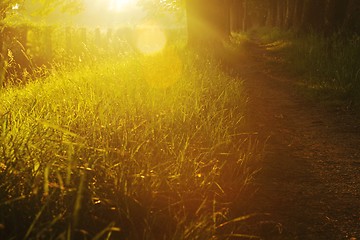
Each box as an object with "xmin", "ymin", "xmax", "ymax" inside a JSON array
[
  {"xmin": 283, "ymin": 0, "xmax": 293, "ymax": 29},
  {"xmin": 230, "ymin": 0, "xmax": 241, "ymax": 32},
  {"xmin": 343, "ymin": 0, "xmax": 360, "ymax": 34},
  {"xmin": 139, "ymin": 0, "xmax": 231, "ymax": 48},
  {"xmin": 1, "ymin": 0, "xmax": 82, "ymax": 25},
  {"xmin": 125, "ymin": 0, "xmax": 360, "ymax": 42},
  {"xmin": 0, "ymin": 0, "xmax": 82, "ymax": 87},
  {"xmin": 186, "ymin": 0, "xmax": 230, "ymax": 47}
]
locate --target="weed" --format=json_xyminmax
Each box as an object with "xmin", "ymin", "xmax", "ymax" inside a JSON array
[
  {"xmin": 256, "ymin": 28, "xmax": 360, "ymax": 105},
  {"xmin": 0, "ymin": 45, "xmax": 260, "ymax": 239}
]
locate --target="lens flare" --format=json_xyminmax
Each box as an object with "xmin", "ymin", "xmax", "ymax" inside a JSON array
[
  {"xmin": 142, "ymin": 48, "xmax": 182, "ymax": 89},
  {"xmin": 12, "ymin": 3, "xmax": 20, "ymax": 10},
  {"xmin": 136, "ymin": 23, "xmax": 167, "ymax": 55},
  {"xmin": 108, "ymin": 0, "xmax": 131, "ymax": 12}
]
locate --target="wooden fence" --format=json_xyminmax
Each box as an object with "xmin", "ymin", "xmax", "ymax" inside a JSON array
[
  {"xmin": 1, "ymin": 26, "xmax": 136, "ymax": 65},
  {"xmin": 1, "ymin": 25, "xmax": 186, "ymax": 87}
]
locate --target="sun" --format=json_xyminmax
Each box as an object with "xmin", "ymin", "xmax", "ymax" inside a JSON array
[{"xmin": 108, "ymin": 0, "xmax": 133, "ymax": 12}]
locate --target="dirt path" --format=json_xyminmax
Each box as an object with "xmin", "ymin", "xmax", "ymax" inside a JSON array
[{"xmin": 235, "ymin": 41, "xmax": 360, "ymax": 239}]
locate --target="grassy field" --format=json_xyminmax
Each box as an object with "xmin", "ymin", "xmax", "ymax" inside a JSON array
[
  {"xmin": 256, "ymin": 28, "xmax": 360, "ymax": 106},
  {"xmin": 0, "ymin": 45, "xmax": 260, "ymax": 239}
]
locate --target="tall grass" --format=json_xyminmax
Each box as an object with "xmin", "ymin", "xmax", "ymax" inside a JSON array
[
  {"xmin": 257, "ymin": 28, "xmax": 360, "ymax": 105},
  {"xmin": 0, "ymin": 46, "xmax": 260, "ymax": 239}
]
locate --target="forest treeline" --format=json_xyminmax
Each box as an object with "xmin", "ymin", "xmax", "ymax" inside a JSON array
[
  {"xmin": 186, "ymin": 0, "xmax": 360, "ymax": 45},
  {"xmin": 233, "ymin": 0, "xmax": 360, "ymax": 34}
]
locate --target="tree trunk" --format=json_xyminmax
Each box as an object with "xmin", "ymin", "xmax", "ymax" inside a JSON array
[
  {"xmin": 242, "ymin": 0, "xmax": 247, "ymax": 31},
  {"xmin": 230, "ymin": 0, "xmax": 241, "ymax": 32},
  {"xmin": 332, "ymin": 0, "xmax": 350, "ymax": 31},
  {"xmin": 266, "ymin": 0, "xmax": 277, "ymax": 27},
  {"xmin": 222, "ymin": 0, "xmax": 231, "ymax": 37},
  {"xmin": 0, "ymin": 9, "xmax": 6, "ymax": 88},
  {"xmin": 186, "ymin": 0, "xmax": 201, "ymax": 46},
  {"xmin": 301, "ymin": 0, "xmax": 326, "ymax": 32},
  {"xmin": 0, "ymin": 27, "xmax": 4, "ymax": 88},
  {"xmin": 324, "ymin": 0, "xmax": 333, "ymax": 32},
  {"xmin": 284, "ymin": 0, "xmax": 294, "ymax": 29},
  {"xmin": 276, "ymin": 0, "xmax": 285, "ymax": 27},
  {"xmin": 323, "ymin": 0, "xmax": 349, "ymax": 34},
  {"xmin": 293, "ymin": 0, "xmax": 304, "ymax": 30},
  {"xmin": 343, "ymin": 0, "xmax": 360, "ymax": 34},
  {"xmin": 230, "ymin": 0, "xmax": 250, "ymax": 32},
  {"xmin": 186, "ymin": 0, "xmax": 230, "ymax": 48}
]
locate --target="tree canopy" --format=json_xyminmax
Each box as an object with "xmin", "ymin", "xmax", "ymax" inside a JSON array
[
  {"xmin": 184, "ymin": 0, "xmax": 360, "ymax": 47},
  {"xmin": 0, "ymin": 0, "xmax": 82, "ymax": 27},
  {"xmin": 2, "ymin": 0, "xmax": 359, "ymax": 48}
]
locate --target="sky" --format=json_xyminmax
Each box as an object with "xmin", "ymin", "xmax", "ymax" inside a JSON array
[
  {"xmin": 9, "ymin": 0, "xmax": 146, "ymax": 28},
  {"xmin": 76, "ymin": 0, "xmax": 145, "ymax": 27}
]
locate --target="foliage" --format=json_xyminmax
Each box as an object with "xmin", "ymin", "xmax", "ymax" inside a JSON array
[
  {"xmin": 0, "ymin": 0, "xmax": 82, "ymax": 27},
  {"xmin": 138, "ymin": 0, "xmax": 185, "ymax": 24},
  {"xmin": 139, "ymin": 0, "xmax": 184, "ymax": 12},
  {"xmin": 257, "ymin": 28, "xmax": 360, "ymax": 106}
]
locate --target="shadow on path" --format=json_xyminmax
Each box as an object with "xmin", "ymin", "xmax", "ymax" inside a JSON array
[{"xmin": 232, "ymin": 40, "xmax": 360, "ymax": 240}]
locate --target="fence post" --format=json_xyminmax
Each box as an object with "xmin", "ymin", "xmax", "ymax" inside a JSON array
[
  {"xmin": 94, "ymin": 28, "xmax": 101, "ymax": 48},
  {"xmin": 0, "ymin": 26, "xmax": 4, "ymax": 88},
  {"xmin": 18, "ymin": 26, "xmax": 28, "ymax": 50},
  {"xmin": 65, "ymin": 27, "xmax": 72, "ymax": 53},
  {"xmin": 79, "ymin": 27, "xmax": 87, "ymax": 45},
  {"xmin": 16, "ymin": 26, "xmax": 30, "ymax": 68},
  {"xmin": 106, "ymin": 28, "xmax": 113, "ymax": 50},
  {"xmin": 43, "ymin": 26, "xmax": 53, "ymax": 61},
  {"xmin": 79, "ymin": 27, "xmax": 87, "ymax": 56}
]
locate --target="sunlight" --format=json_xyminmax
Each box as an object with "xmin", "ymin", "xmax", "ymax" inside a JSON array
[
  {"xmin": 12, "ymin": 3, "xmax": 20, "ymax": 10},
  {"xmin": 108, "ymin": 0, "xmax": 132, "ymax": 12},
  {"xmin": 135, "ymin": 22, "xmax": 167, "ymax": 55}
]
